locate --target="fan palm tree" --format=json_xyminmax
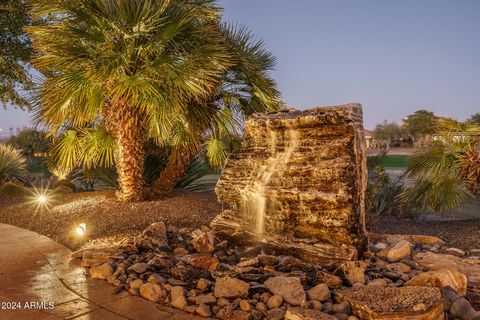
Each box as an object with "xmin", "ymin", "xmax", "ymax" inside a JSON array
[
  {"xmin": 400, "ymin": 119, "xmax": 480, "ymax": 213},
  {"xmin": 27, "ymin": 0, "xmax": 234, "ymax": 201},
  {"xmin": 43, "ymin": 18, "xmax": 282, "ymax": 198},
  {"xmin": 150, "ymin": 24, "xmax": 281, "ymax": 196}
]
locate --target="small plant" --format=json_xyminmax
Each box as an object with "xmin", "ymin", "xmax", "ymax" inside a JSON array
[
  {"xmin": 54, "ymin": 185, "xmax": 75, "ymax": 194},
  {"xmin": 53, "ymin": 179, "xmax": 76, "ymax": 193},
  {"xmin": 367, "ymin": 153, "xmax": 386, "ymax": 175},
  {"xmin": 366, "ymin": 167, "xmax": 405, "ymax": 220},
  {"xmin": 0, "ymin": 143, "xmax": 27, "ymax": 184},
  {"xmin": 0, "ymin": 181, "xmax": 27, "ymax": 198},
  {"xmin": 72, "ymin": 169, "xmax": 98, "ymax": 191}
]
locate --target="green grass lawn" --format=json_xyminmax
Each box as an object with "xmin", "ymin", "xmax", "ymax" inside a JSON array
[
  {"xmin": 378, "ymin": 155, "xmax": 408, "ymax": 168},
  {"xmin": 27, "ymin": 162, "xmax": 49, "ymax": 174}
]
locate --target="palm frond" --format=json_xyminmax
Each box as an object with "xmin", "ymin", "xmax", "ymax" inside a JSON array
[
  {"xmin": 399, "ymin": 174, "xmax": 472, "ymax": 213},
  {"xmin": 401, "ymin": 118, "xmax": 480, "ymax": 212},
  {"xmin": 48, "ymin": 126, "xmax": 116, "ymax": 172},
  {"xmin": 48, "ymin": 130, "xmax": 81, "ymax": 171},
  {"xmin": 205, "ymin": 137, "xmax": 229, "ymax": 168}
]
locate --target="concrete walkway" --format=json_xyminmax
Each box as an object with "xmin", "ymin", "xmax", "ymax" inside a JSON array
[{"xmin": 0, "ymin": 223, "xmax": 201, "ymax": 320}]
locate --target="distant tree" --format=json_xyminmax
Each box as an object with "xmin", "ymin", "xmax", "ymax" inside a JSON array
[
  {"xmin": 372, "ymin": 120, "xmax": 406, "ymax": 150},
  {"xmin": 403, "ymin": 109, "xmax": 438, "ymax": 146},
  {"xmin": 467, "ymin": 113, "xmax": 480, "ymax": 125},
  {"xmin": 7, "ymin": 128, "xmax": 51, "ymax": 159},
  {"xmin": 0, "ymin": 0, "xmax": 33, "ymax": 109}
]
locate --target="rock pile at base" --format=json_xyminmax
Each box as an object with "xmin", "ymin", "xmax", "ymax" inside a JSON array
[{"xmin": 73, "ymin": 222, "xmax": 480, "ymax": 319}]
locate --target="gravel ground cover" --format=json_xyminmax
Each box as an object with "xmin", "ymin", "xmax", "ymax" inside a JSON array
[
  {"xmin": 1, "ymin": 189, "xmax": 480, "ymax": 253},
  {"xmin": 0, "ymin": 190, "xmax": 221, "ymax": 250},
  {"xmin": 370, "ymin": 217, "xmax": 480, "ymax": 252}
]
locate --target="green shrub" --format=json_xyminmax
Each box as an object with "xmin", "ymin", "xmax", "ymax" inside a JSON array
[
  {"xmin": 366, "ymin": 167, "xmax": 405, "ymax": 219},
  {"xmin": 0, "ymin": 182, "xmax": 27, "ymax": 198},
  {"xmin": 54, "ymin": 185, "xmax": 74, "ymax": 194},
  {"xmin": 53, "ymin": 179, "xmax": 76, "ymax": 192}
]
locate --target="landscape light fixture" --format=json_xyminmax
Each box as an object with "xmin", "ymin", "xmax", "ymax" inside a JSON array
[{"xmin": 76, "ymin": 223, "xmax": 86, "ymax": 236}]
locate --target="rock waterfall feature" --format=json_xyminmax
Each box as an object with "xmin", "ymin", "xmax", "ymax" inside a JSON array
[{"xmin": 212, "ymin": 103, "xmax": 368, "ymax": 265}]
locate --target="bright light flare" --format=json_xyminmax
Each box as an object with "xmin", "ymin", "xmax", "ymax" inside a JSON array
[
  {"xmin": 76, "ymin": 223, "xmax": 86, "ymax": 236},
  {"xmin": 27, "ymin": 184, "xmax": 58, "ymax": 212},
  {"xmin": 38, "ymin": 195, "xmax": 47, "ymax": 204}
]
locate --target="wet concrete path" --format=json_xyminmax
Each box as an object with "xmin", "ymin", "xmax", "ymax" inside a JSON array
[{"xmin": 0, "ymin": 223, "xmax": 201, "ymax": 320}]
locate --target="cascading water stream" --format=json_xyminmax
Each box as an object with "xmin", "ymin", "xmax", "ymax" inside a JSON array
[{"xmin": 240, "ymin": 126, "xmax": 299, "ymax": 235}]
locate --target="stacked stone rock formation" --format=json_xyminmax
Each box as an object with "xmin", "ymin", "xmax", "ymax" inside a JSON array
[{"xmin": 212, "ymin": 103, "xmax": 368, "ymax": 265}]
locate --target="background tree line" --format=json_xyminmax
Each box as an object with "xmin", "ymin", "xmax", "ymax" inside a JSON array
[{"xmin": 372, "ymin": 109, "xmax": 480, "ymax": 150}]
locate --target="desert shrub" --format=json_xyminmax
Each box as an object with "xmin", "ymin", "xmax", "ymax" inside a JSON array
[
  {"xmin": 0, "ymin": 144, "xmax": 27, "ymax": 183},
  {"xmin": 54, "ymin": 185, "xmax": 74, "ymax": 194},
  {"xmin": 366, "ymin": 167, "xmax": 405, "ymax": 220},
  {"xmin": 367, "ymin": 155, "xmax": 385, "ymax": 174},
  {"xmin": 71, "ymin": 169, "xmax": 98, "ymax": 191},
  {"xmin": 93, "ymin": 167, "xmax": 117, "ymax": 188},
  {"xmin": 0, "ymin": 181, "xmax": 27, "ymax": 198},
  {"xmin": 53, "ymin": 179, "xmax": 76, "ymax": 192}
]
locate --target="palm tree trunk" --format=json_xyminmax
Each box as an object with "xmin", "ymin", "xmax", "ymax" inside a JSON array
[
  {"xmin": 104, "ymin": 102, "xmax": 146, "ymax": 202},
  {"xmin": 150, "ymin": 149, "xmax": 194, "ymax": 198}
]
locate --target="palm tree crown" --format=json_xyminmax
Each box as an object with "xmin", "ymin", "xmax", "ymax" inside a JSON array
[{"xmin": 27, "ymin": 0, "xmax": 281, "ymax": 201}]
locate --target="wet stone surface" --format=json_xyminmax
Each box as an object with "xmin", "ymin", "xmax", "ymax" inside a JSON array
[{"xmin": 0, "ymin": 223, "xmax": 202, "ymax": 320}]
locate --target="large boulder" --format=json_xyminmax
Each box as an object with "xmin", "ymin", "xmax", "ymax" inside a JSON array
[
  {"xmin": 212, "ymin": 104, "xmax": 368, "ymax": 266},
  {"xmin": 79, "ymin": 248, "xmax": 130, "ymax": 267}
]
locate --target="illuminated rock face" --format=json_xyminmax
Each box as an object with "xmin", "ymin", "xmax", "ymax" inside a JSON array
[{"xmin": 212, "ymin": 103, "xmax": 368, "ymax": 266}]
